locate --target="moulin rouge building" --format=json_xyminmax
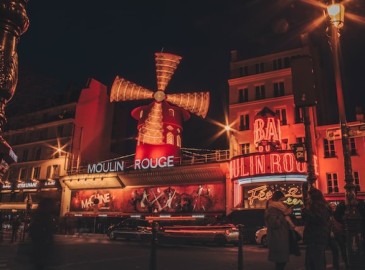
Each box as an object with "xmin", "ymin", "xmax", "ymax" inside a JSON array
[{"xmin": 3, "ymin": 48, "xmax": 365, "ymax": 223}]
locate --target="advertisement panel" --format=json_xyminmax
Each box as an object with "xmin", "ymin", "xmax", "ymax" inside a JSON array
[
  {"xmin": 69, "ymin": 183, "xmax": 225, "ymax": 214},
  {"xmin": 239, "ymin": 183, "xmax": 303, "ymax": 209}
]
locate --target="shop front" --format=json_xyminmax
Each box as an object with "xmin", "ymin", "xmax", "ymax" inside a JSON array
[{"xmin": 59, "ymin": 159, "xmax": 229, "ymax": 233}]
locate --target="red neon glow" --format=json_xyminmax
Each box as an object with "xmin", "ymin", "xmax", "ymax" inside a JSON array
[
  {"xmin": 254, "ymin": 117, "xmax": 282, "ymax": 151},
  {"xmin": 230, "ymin": 151, "xmax": 307, "ymax": 180}
]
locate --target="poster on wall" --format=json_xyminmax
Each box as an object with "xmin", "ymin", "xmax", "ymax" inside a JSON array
[
  {"xmin": 69, "ymin": 183, "xmax": 225, "ymax": 214},
  {"xmin": 70, "ymin": 189, "xmax": 124, "ymax": 212},
  {"xmin": 238, "ymin": 183, "xmax": 303, "ymax": 209},
  {"xmin": 123, "ymin": 183, "xmax": 225, "ymax": 213}
]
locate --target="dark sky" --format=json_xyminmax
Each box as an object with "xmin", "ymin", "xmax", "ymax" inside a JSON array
[{"xmin": 10, "ymin": 0, "xmax": 365, "ymax": 150}]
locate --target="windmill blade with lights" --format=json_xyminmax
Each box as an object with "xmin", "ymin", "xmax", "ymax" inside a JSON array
[{"xmin": 110, "ymin": 52, "xmax": 210, "ymax": 161}]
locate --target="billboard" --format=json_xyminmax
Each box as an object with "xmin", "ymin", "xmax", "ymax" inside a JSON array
[{"xmin": 69, "ymin": 183, "xmax": 225, "ymax": 214}]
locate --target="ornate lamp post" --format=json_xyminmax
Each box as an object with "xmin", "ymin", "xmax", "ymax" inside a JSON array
[
  {"xmin": 0, "ymin": 0, "xmax": 29, "ymax": 168},
  {"xmin": 325, "ymin": 1, "xmax": 364, "ymax": 267}
]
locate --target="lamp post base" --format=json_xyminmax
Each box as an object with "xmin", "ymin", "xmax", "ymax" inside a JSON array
[{"xmin": 345, "ymin": 209, "xmax": 365, "ymax": 269}]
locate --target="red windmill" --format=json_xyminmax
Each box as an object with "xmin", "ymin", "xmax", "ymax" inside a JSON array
[{"xmin": 110, "ymin": 52, "xmax": 210, "ymax": 162}]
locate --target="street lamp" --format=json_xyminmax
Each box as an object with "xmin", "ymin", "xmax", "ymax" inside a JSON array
[{"xmin": 325, "ymin": 1, "xmax": 364, "ymax": 268}]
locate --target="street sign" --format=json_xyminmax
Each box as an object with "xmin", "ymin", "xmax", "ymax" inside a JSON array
[{"xmin": 326, "ymin": 123, "xmax": 365, "ymax": 140}]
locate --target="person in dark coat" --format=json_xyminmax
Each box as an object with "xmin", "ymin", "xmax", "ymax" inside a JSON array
[
  {"xmin": 10, "ymin": 215, "xmax": 20, "ymax": 243},
  {"xmin": 265, "ymin": 190, "xmax": 295, "ymax": 270},
  {"xmin": 302, "ymin": 188, "xmax": 331, "ymax": 270},
  {"xmin": 28, "ymin": 197, "xmax": 57, "ymax": 270}
]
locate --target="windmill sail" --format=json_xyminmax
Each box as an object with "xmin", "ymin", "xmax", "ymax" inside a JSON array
[
  {"xmin": 155, "ymin": 53, "xmax": 182, "ymax": 92},
  {"xmin": 110, "ymin": 76, "xmax": 154, "ymax": 102},
  {"xmin": 166, "ymin": 92, "xmax": 210, "ymax": 118}
]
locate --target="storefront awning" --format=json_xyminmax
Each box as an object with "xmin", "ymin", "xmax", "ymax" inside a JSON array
[
  {"xmin": 61, "ymin": 173, "xmax": 125, "ymax": 190},
  {"xmin": 118, "ymin": 162, "xmax": 227, "ymax": 187}
]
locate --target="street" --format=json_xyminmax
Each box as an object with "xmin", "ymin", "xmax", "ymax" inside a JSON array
[{"xmin": 0, "ymin": 233, "xmax": 345, "ymax": 270}]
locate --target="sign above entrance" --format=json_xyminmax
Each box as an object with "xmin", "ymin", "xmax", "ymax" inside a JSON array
[{"xmin": 87, "ymin": 155, "xmax": 175, "ymax": 174}]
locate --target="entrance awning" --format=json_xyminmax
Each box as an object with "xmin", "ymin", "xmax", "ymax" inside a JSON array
[
  {"xmin": 119, "ymin": 162, "xmax": 227, "ymax": 186},
  {"xmin": 61, "ymin": 173, "xmax": 124, "ymax": 190}
]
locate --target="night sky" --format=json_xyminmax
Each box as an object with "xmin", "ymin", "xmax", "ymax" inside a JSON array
[{"xmin": 8, "ymin": 0, "xmax": 365, "ymax": 151}]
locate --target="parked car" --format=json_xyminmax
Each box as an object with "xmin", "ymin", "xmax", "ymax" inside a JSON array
[
  {"xmin": 158, "ymin": 223, "xmax": 239, "ymax": 246},
  {"xmin": 255, "ymin": 218, "xmax": 304, "ymax": 247},
  {"xmin": 107, "ymin": 218, "xmax": 152, "ymax": 241},
  {"xmin": 226, "ymin": 209, "xmax": 266, "ymax": 244}
]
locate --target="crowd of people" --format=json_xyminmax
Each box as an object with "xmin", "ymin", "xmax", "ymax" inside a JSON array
[{"xmin": 265, "ymin": 187, "xmax": 365, "ymax": 270}]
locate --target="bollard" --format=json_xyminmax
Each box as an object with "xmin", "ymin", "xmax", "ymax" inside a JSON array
[
  {"xmin": 237, "ymin": 224, "xmax": 244, "ymax": 270},
  {"xmin": 149, "ymin": 221, "xmax": 159, "ymax": 270}
]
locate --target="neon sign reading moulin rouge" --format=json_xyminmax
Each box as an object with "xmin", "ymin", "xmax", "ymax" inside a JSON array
[
  {"xmin": 87, "ymin": 156, "xmax": 174, "ymax": 173},
  {"xmin": 230, "ymin": 151, "xmax": 307, "ymax": 180}
]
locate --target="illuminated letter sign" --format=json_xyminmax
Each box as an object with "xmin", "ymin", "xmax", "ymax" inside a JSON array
[
  {"xmin": 87, "ymin": 160, "xmax": 124, "ymax": 174},
  {"xmin": 134, "ymin": 155, "xmax": 174, "ymax": 170},
  {"xmin": 230, "ymin": 151, "xmax": 307, "ymax": 180},
  {"xmin": 254, "ymin": 107, "xmax": 282, "ymax": 152}
]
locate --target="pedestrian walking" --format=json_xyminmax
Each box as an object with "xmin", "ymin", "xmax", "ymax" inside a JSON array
[
  {"xmin": 11, "ymin": 215, "xmax": 20, "ymax": 243},
  {"xmin": 28, "ymin": 197, "xmax": 57, "ymax": 270},
  {"xmin": 302, "ymin": 188, "xmax": 331, "ymax": 270},
  {"xmin": 265, "ymin": 190, "xmax": 296, "ymax": 270}
]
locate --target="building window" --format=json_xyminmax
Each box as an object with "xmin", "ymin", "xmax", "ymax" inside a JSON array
[
  {"xmin": 40, "ymin": 128, "xmax": 48, "ymax": 140},
  {"xmin": 273, "ymin": 59, "xmax": 282, "ymax": 70},
  {"xmin": 241, "ymin": 143, "xmax": 250, "ymax": 154},
  {"xmin": 52, "ymin": 165, "xmax": 60, "ymax": 179},
  {"xmin": 19, "ymin": 168, "xmax": 27, "ymax": 181},
  {"xmin": 324, "ymin": 139, "xmax": 336, "ymax": 158},
  {"xmin": 46, "ymin": 166, "xmax": 52, "ymax": 179},
  {"xmin": 354, "ymin": 171, "xmax": 360, "ymax": 192},
  {"xmin": 34, "ymin": 147, "xmax": 41, "ymax": 160},
  {"xmin": 176, "ymin": 135, "xmax": 181, "ymax": 147},
  {"xmin": 22, "ymin": 149, "xmax": 28, "ymax": 162},
  {"xmin": 255, "ymin": 85, "xmax": 265, "ymax": 100},
  {"xmin": 57, "ymin": 125, "xmax": 64, "ymax": 137},
  {"xmin": 275, "ymin": 109, "xmax": 287, "ymax": 125},
  {"xmin": 273, "ymin": 82, "xmax": 285, "ymax": 97},
  {"xmin": 239, "ymin": 114, "xmax": 250, "ymax": 131},
  {"xmin": 166, "ymin": 132, "xmax": 174, "ymax": 145},
  {"xmin": 255, "ymin": 63, "xmax": 264, "ymax": 74},
  {"xmin": 350, "ymin": 138, "xmax": 357, "ymax": 155},
  {"xmin": 168, "ymin": 109, "xmax": 174, "ymax": 117},
  {"xmin": 239, "ymin": 66, "xmax": 248, "ymax": 76},
  {"xmin": 296, "ymin": 137, "xmax": 305, "ymax": 144},
  {"xmin": 32, "ymin": 166, "xmax": 41, "ymax": 180},
  {"xmin": 238, "ymin": 88, "xmax": 248, "ymax": 103},
  {"xmin": 294, "ymin": 107, "xmax": 303, "ymax": 123},
  {"xmin": 284, "ymin": 57, "xmax": 290, "ymax": 68},
  {"xmin": 327, "ymin": 173, "xmax": 339, "ymax": 193}
]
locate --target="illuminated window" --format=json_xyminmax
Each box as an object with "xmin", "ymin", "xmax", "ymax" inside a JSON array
[
  {"xmin": 32, "ymin": 167, "xmax": 41, "ymax": 180},
  {"xmin": 255, "ymin": 85, "xmax": 265, "ymax": 100},
  {"xmin": 19, "ymin": 168, "xmax": 27, "ymax": 181},
  {"xmin": 238, "ymin": 88, "xmax": 248, "ymax": 103},
  {"xmin": 327, "ymin": 173, "xmax": 339, "ymax": 193},
  {"xmin": 52, "ymin": 165, "xmax": 60, "ymax": 179},
  {"xmin": 239, "ymin": 114, "xmax": 249, "ymax": 131},
  {"xmin": 275, "ymin": 108, "xmax": 287, "ymax": 125},
  {"xmin": 273, "ymin": 82, "xmax": 285, "ymax": 97},
  {"xmin": 241, "ymin": 143, "xmax": 250, "ymax": 154},
  {"xmin": 176, "ymin": 135, "xmax": 181, "ymax": 147},
  {"xmin": 169, "ymin": 109, "xmax": 174, "ymax": 117},
  {"xmin": 324, "ymin": 139, "xmax": 336, "ymax": 158},
  {"xmin": 46, "ymin": 166, "xmax": 52, "ymax": 179},
  {"xmin": 354, "ymin": 171, "xmax": 361, "ymax": 192},
  {"xmin": 350, "ymin": 138, "xmax": 357, "ymax": 155},
  {"xmin": 166, "ymin": 132, "xmax": 174, "ymax": 145}
]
